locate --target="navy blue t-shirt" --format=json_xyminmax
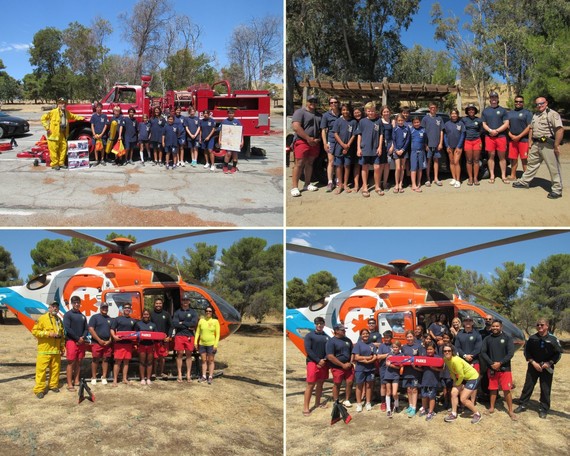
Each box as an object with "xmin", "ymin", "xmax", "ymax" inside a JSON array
[
  {"xmin": 63, "ymin": 309, "xmax": 88, "ymax": 341},
  {"xmin": 507, "ymin": 108, "xmax": 532, "ymax": 141},
  {"xmin": 382, "ymin": 119, "xmax": 394, "ymax": 147},
  {"xmin": 332, "ymin": 117, "xmax": 357, "ymax": 156},
  {"xmin": 174, "ymin": 115, "xmax": 186, "ymax": 139},
  {"xmin": 184, "ymin": 115, "xmax": 201, "ymax": 136},
  {"xmin": 150, "ymin": 116, "xmax": 165, "ymax": 142},
  {"xmin": 304, "ymin": 330, "xmax": 330, "ymax": 364},
  {"xmin": 138, "ymin": 121, "xmax": 150, "ymax": 141},
  {"xmin": 88, "ymin": 313, "xmax": 112, "ymax": 340},
  {"xmin": 320, "ymin": 110, "xmax": 340, "ymax": 144},
  {"xmin": 421, "ymin": 114, "xmax": 443, "ymax": 147},
  {"xmin": 122, "ymin": 116, "xmax": 138, "ymax": 143},
  {"xmin": 172, "ymin": 308, "xmax": 198, "ymax": 337},
  {"xmin": 163, "ymin": 123, "xmax": 179, "ymax": 148},
  {"xmin": 134, "ymin": 320, "xmax": 159, "ymax": 345},
  {"xmin": 454, "ymin": 329, "xmax": 483, "ymax": 363},
  {"xmin": 393, "ymin": 125, "xmax": 410, "ymax": 151},
  {"xmin": 355, "ymin": 117, "xmax": 383, "ymax": 156},
  {"xmin": 481, "ymin": 106, "xmax": 508, "ymax": 136},
  {"xmin": 443, "ymin": 120, "xmax": 466, "ymax": 149},
  {"xmin": 401, "ymin": 341, "xmax": 425, "ymax": 380},
  {"xmin": 326, "ymin": 336, "xmax": 353, "ymax": 364},
  {"xmin": 111, "ymin": 315, "xmax": 137, "ymax": 343},
  {"xmin": 352, "ymin": 340, "xmax": 375, "ymax": 372},
  {"xmin": 421, "ymin": 356, "xmax": 442, "ymax": 388},
  {"xmin": 200, "ymin": 118, "xmax": 217, "ymax": 140},
  {"xmin": 91, "ymin": 113, "xmax": 108, "ymax": 135},
  {"xmin": 462, "ymin": 116, "xmax": 482, "ymax": 140},
  {"xmin": 410, "ymin": 126, "xmax": 427, "ymax": 152}
]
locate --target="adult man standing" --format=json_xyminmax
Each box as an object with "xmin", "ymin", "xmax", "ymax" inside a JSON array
[
  {"xmin": 32, "ymin": 301, "xmax": 64, "ymax": 398},
  {"xmin": 63, "ymin": 296, "xmax": 88, "ymax": 391},
  {"xmin": 290, "ymin": 95, "xmax": 322, "ymax": 197},
  {"xmin": 481, "ymin": 91, "xmax": 509, "ymax": 183},
  {"xmin": 326, "ymin": 324, "xmax": 354, "ymax": 408},
  {"xmin": 150, "ymin": 297, "xmax": 173, "ymax": 379},
  {"xmin": 481, "ymin": 319, "xmax": 516, "ymax": 420},
  {"xmin": 454, "ymin": 316, "xmax": 483, "ymax": 373},
  {"xmin": 320, "ymin": 96, "xmax": 341, "ymax": 192},
  {"xmin": 303, "ymin": 316, "xmax": 330, "ymax": 416},
  {"xmin": 507, "ymin": 96, "xmax": 532, "ymax": 180},
  {"xmin": 110, "ymin": 303, "xmax": 136, "ymax": 386},
  {"xmin": 421, "ymin": 103, "xmax": 444, "ymax": 186},
  {"xmin": 512, "ymin": 97, "xmax": 564, "ymax": 199},
  {"xmin": 515, "ymin": 318, "xmax": 562, "ymax": 418},
  {"xmin": 173, "ymin": 295, "xmax": 198, "ymax": 383},
  {"xmin": 41, "ymin": 97, "xmax": 84, "ymax": 170},
  {"xmin": 478, "ymin": 314, "xmax": 493, "ymax": 397},
  {"xmin": 88, "ymin": 302, "xmax": 113, "ymax": 385}
]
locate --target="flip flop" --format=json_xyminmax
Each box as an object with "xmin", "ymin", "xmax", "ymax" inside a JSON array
[
  {"xmin": 502, "ymin": 178, "xmax": 510, "ymax": 184},
  {"xmin": 345, "ymin": 187, "xmax": 352, "ymax": 193},
  {"xmin": 399, "ymin": 188, "xmax": 405, "ymax": 193},
  {"xmin": 177, "ymin": 377, "xmax": 183, "ymax": 383},
  {"xmin": 319, "ymin": 402, "xmax": 328, "ymax": 409},
  {"xmin": 362, "ymin": 191, "xmax": 370, "ymax": 198},
  {"xmin": 334, "ymin": 186, "xmax": 342, "ymax": 195},
  {"xmin": 435, "ymin": 180, "xmax": 442, "ymax": 186},
  {"xmin": 474, "ymin": 181, "xmax": 480, "ymax": 186},
  {"xmin": 489, "ymin": 178, "xmax": 495, "ymax": 184},
  {"xmin": 413, "ymin": 188, "xmax": 423, "ymax": 193},
  {"xmin": 375, "ymin": 189, "xmax": 384, "ymax": 196},
  {"xmin": 66, "ymin": 386, "xmax": 76, "ymax": 392},
  {"xmin": 393, "ymin": 187, "xmax": 399, "ymax": 194},
  {"xmin": 467, "ymin": 181, "xmax": 473, "ymax": 186}
]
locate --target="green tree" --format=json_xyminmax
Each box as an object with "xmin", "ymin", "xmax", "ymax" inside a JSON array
[
  {"xmin": 0, "ymin": 246, "xmax": 23, "ymax": 286},
  {"xmin": 29, "ymin": 238, "xmax": 103, "ymax": 278},
  {"xmin": 221, "ymin": 63, "xmax": 248, "ymax": 91},
  {"xmin": 0, "ymin": 73, "xmax": 22, "ymax": 103},
  {"xmin": 211, "ymin": 238, "xmax": 283, "ymax": 321},
  {"xmin": 162, "ymin": 49, "xmax": 217, "ymax": 90},
  {"xmin": 479, "ymin": 262, "xmax": 525, "ymax": 317},
  {"xmin": 511, "ymin": 297, "xmax": 547, "ymax": 336},
  {"xmin": 306, "ymin": 271, "xmax": 339, "ymax": 301},
  {"xmin": 286, "ymin": 277, "xmax": 309, "ymax": 309},
  {"xmin": 29, "ymin": 27, "xmax": 66, "ymax": 101},
  {"xmin": 180, "ymin": 242, "xmax": 217, "ymax": 284},
  {"xmin": 22, "ymin": 73, "xmax": 44, "ymax": 103},
  {"xmin": 523, "ymin": 254, "xmax": 570, "ymax": 332},
  {"xmin": 352, "ymin": 265, "xmax": 385, "ymax": 286}
]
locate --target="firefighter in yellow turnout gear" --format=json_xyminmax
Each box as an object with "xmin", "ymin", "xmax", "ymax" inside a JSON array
[
  {"xmin": 32, "ymin": 301, "xmax": 65, "ymax": 398},
  {"xmin": 41, "ymin": 97, "xmax": 84, "ymax": 170}
]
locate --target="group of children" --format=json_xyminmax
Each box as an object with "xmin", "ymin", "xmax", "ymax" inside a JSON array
[
  {"xmin": 90, "ymin": 103, "xmax": 243, "ymax": 173},
  {"xmin": 318, "ymin": 100, "xmax": 488, "ymax": 195}
]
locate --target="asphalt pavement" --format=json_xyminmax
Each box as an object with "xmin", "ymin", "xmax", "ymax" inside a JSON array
[{"xmin": 0, "ymin": 115, "xmax": 284, "ymax": 227}]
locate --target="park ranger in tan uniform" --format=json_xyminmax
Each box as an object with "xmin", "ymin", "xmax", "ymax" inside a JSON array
[{"xmin": 512, "ymin": 97, "xmax": 563, "ymax": 198}]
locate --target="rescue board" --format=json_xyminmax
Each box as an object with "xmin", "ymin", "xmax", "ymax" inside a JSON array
[
  {"xmin": 387, "ymin": 355, "xmax": 444, "ymax": 368},
  {"xmin": 115, "ymin": 331, "xmax": 167, "ymax": 341}
]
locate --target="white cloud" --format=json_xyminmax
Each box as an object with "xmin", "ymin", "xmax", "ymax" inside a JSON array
[
  {"xmin": 289, "ymin": 237, "xmax": 311, "ymax": 247},
  {"xmin": 323, "ymin": 244, "xmax": 336, "ymax": 252},
  {"xmin": 0, "ymin": 43, "xmax": 31, "ymax": 53}
]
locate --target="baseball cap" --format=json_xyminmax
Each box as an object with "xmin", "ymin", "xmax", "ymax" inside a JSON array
[
  {"xmin": 49, "ymin": 301, "xmax": 60, "ymax": 307},
  {"xmin": 333, "ymin": 324, "xmax": 346, "ymax": 331},
  {"xmin": 307, "ymin": 94, "xmax": 318, "ymax": 102},
  {"xmin": 489, "ymin": 91, "xmax": 499, "ymax": 97},
  {"xmin": 463, "ymin": 316, "xmax": 473, "ymax": 321}
]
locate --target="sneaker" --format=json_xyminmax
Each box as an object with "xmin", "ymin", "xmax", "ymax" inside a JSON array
[
  {"xmin": 180, "ymin": 162, "xmax": 185, "ymax": 167},
  {"xmin": 365, "ymin": 403, "xmax": 372, "ymax": 411},
  {"xmin": 93, "ymin": 161, "xmax": 99, "ymax": 167},
  {"xmin": 304, "ymin": 183, "xmax": 318, "ymax": 192},
  {"xmin": 159, "ymin": 162, "xmax": 163, "ymax": 167},
  {"xmin": 146, "ymin": 379, "xmax": 152, "ymax": 386},
  {"xmin": 539, "ymin": 410, "xmax": 547, "ymax": 419},
  {"xmin": 141, "ymin": 379, "xmax": 146, "ymax": 385},
  {"xmin": 101, "ymin": 161, "xmax": 106, "ymax": 166},
  {"xmin": 60, "ymin": 165, "xmax": 68, "ymax": 169},
  {"xmin": 380, "ymin": 403, "xmax": 387, "ymax": 412},
  {"xmin": 36, "ymin": 392, "xmax": 45, "ymax": 399},
  {"xmin": 393, "ymin": 406, "xmax": 400, "ymax": 414},
  {"xmin": 191, "ymin": 161, "xmax": 197, "ymax": 167},
  {"xmin": 387, "ymin": 410, "xmax": 393, "ymax": 418},
  {"xmin": 444, "ymin": 413, "xmax": 457, "ymax": 422},
  {"xmin": 207, "ymin": 376, "xmax": 213, "ymax": 385},
  {"xmin": 408, "ymin": 409, "xmax": 416, "ymax": 418},
  {"xmin": 471, "ymin": 412, "xmax": 482, "ymax": 424},
  {"xmin": 342, "ymin": 400, "xmax": 352, "ymax": 408},
  {"xmin": 101, "ymin": 378, "xmax": 108, "ymax": 385},
  {"xmin": 210, "ymin": 164, "xmax": 216, "ymax": 171},
  {"xmin": 230, "ymin": 166, "xmax": 237, "ymax": 174},
  {"xmin": 326, "ymin": 182, "xmax": 333, "ymax": 192},
  {"xmin": 198, "ymin": 376, "xmax": 207, "ymax": 383},
  {"xmin": 223, "ymin": 165, "xmax": 229, "ymax": 174},
  {"xmin": 356, "ymin": 403, "xmax": 363, "ymax": 413},
  {"xmin": 454, "ymin": 181, "xmax": 461, "ymax": 188},
  {"xmin": 141, "ymin": 161, "xmax": 145, "ymax": 167},
  {"xmin": 203, "ymin": 163, "xmax": 210, "ymax": 169},
  {"xmin": 449, "ymin": 179, "xmax": 457, "ymax": 186},
  {"xmin": 419, "ymin": 407, "xmax": 427, "ymax": 417},
  {"xmin": 426, "ymin": 412, "xmax": 436, "ymax": 421},
  {"xmin": 514, "ymin": 405, "xmax": 527, "ymax": 414},
  {"xmin": 404, "ymin": 406, "xmax": 413, "ymax": 415},
  {"xmin": 90, "ymin": 378, "xmax": 97, "ymax": 385},
  {"xmin": 291, "ymin": 188, "xmax": 301, "ymax": 197}
]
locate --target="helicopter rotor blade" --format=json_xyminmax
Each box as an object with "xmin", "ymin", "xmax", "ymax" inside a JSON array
[
  {"xmin": 287, "ymin": 243, "xmax": 396, "ymax": 273},
  {"xmin": 132, "ymin": 253, "xmax": 203, "ymax": 286},
  {"xmin": 406, "ymin": 229, "xmax": 570, "ymax": 274},
  {"xmin": 48, "ymin": 229, "xmax": 118, "ymax": 251},
  {"xmin": 41, "ymin": 257, "xmax": 90, "ymax": 275},
  {"xmin": 125, "ymin": 229, "xmax": 235, "ymax": 255}
]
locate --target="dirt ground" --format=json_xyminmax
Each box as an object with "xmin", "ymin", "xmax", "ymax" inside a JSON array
[
  {"xmin": 286, "ymin": 143, "xmax": 570, "ymax": 227},
  {"xmin": 285, "ymin": 338, "xmax": 569, "ymax": 456},
  {"xmin": 0, "ymin": 316, "xmax": 283, "ymax": 456}
]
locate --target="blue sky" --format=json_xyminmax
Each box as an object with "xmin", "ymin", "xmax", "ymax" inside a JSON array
[
  {"xmin": 1, "ymin": 0, "xmax": 284, "ymax": 80},
  {"xmin": 286, "ymin": 230, "xmax": 570, "ymax": 291},
  {"xmin": 0, "ymin": 229, "xmax": 283, "ymax": 281}
]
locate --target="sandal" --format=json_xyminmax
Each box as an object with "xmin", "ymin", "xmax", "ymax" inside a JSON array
[
  {"xmin": 362, "ymin": 190, "xmax": 370, "ymax": 198},
  {"xmin": 435, "ymin": 180, "xmax": 442, "ymax": 186},
  {"xmin": 393, "ymin": 187, "xmax": 399, "ymax": 194},
  {"xmin": 375, "ymin": 189, "xmax": 384, "ymax": 196},
  {"xmin": 290, "ymin": 187, "xmax": 301, "ymax": 197},
  {"xmin": 177, "ymin": 377, "xmax": 183, "ymax": 383},
  {"xmin": 425, "ymin": 181, "xmax": 431, "ymax": 187},
  {"xmin": 399, "ymin": 188, "xmax": 405, "ymax": 193},
  {"xmin": 66, "ymin": 386, "xmax": 76, "ymax": 392},
  {"xmin": 489, "ymin": 178, "xmax": 495, "ymax": 184},
  {"xmin": 467, "ymin": 181, "xmax": 473, "ymax": 186},
  {"xmin": 502, "ymin": 178, "xmax": 510, "ymax": 184},
  {"xmin": 345, "ymin": 187, "xmax": 352, "ymax": 193},
  {"xmin": 334, "ymin": 186, "xmax": 342, "ymax": 195},
  {"xmin": 474, "ymin": 181, "xmax": 480, "ymax": 186},
  {"xmin": 413, "ymin": 187, "xmax": 423, "ymax": 193},
  {"xmin": 304, "ymin": 183, "xmax": 318, "ymax": 191}
]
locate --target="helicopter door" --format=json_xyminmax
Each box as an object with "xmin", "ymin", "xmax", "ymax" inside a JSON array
[
  {"xmin": 183, "ymin": 290, "xmax": 212, "ymax": 318},
  {"xmin": 377, "ymin": 311, "xmax": 412, "ymax": 336},
  {"xmin": 142, "ymin": 287, "xmax": 181, "ymax": 316}
]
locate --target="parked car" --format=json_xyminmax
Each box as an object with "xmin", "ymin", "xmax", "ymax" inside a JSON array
[{"xmin": 0, "ymin": 112, "xmax": 30, "ymax": 138}]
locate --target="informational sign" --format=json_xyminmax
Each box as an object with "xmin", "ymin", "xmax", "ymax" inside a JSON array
[
  {"xmin": 67, "ymin": 140, "xmax": 90, "ymax": 170},
  {"xmin": 220, "ymin": 124, "xmax": 243, "ymax": 152}
]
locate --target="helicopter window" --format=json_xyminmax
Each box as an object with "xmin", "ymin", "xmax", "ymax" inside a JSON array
[
  {"xmin": 425, "ymin": 290, "xmax": 453, "ymax": 302},
  {"xmin": 308, "ymin": 297, "xmax": 328, "ymax": 312},
  {"xmin": 378, "ymin": 312, "xmax": 408, "ymax": 334},
  {"xmin": 202, "ymin": 287, "xmax": 241, "ymax": 323},
  {"xmin": 26, "ymin": 274, "xmax": 51, "ymax": 291},
  {"xmin": 457, "ymin": 309, "xmax": 486, "ymax": 330},
  {"xmin": 182, "ymin": 291, "xmax": 212, "ymax": 318},
  {"xmin": 105, "ymin": 292, "xmax": 141, "ymax": 314}
]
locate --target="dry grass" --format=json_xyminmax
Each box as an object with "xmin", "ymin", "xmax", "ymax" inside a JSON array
[
  {"xmin": 286, "ymin": 339, "xmax": 569, "ymax": 456},
  {"xmin": 0, "ymin": 318, "xmax": 283, "ymax": 455}
]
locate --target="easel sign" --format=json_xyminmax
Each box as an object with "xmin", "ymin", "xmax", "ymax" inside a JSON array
[
  {"xmin": 67, "ymin": 140, "xmax": 90, "ymax": 170},
  {"xmin": 220, "ymin": 124, "xmax": 243, "ymax": 152}
]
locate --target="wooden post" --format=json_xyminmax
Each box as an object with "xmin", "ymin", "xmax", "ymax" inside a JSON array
[
  {"xmin": 302, "ymin": 77, "xmax": 308, "ymax": 106},
  {"xmin": 382, "ymin": 77, "xmax": 388, "ymax": 106},
  {"xmin": 456, "ymin": 79, "xmax": 462, "ymax": 111}
]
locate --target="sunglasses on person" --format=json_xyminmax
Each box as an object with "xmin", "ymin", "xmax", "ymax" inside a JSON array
[
  {"xmin": 205, "ymin": 309, "xmax": 213, "ymax": 313},
  {"xmin": 329, "ymin": 101, "xmax": 339, "ymax": 104},
  {"xmin": 535, "ymin": 102, "xmax": 546, "ymax": 106},
  {"xmin": 443, "ymin": 349, "xmax": 452, "ymax": 353},
  {"xmin": 514, "ymin": 100, "xmax": 524, "ymax": 103},
  {"xmin": 536, "ymin": 323, "xmax": 546, "ymax": 327}
]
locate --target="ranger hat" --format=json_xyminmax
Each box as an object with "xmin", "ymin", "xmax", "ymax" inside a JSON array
[{"xmin": 464, "ymin": 103, "xmax": 479, "ymax": 115}]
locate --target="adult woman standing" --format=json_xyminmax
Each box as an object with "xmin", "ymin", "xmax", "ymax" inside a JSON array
[
  {"xmin": 462, "ymin": 104, "xmax": 483, "ymax": 186},
  {"xmin": 444, "ymin": 109, "xmax": 466, "ymax": 188},
  {"xmin": 195, "ymin": 307, "xmax": 220, "ymax": 384},
  {"xmin": 442, "ymin": 343, "xmax": 482, "ymax": 424},
  {"xmin": 135, "ymin": 309, "xmax": 157, "ymax": 385}
]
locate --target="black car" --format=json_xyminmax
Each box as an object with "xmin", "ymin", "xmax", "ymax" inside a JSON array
[{"xmin": 0, "ymin": 112, "xmax": 30, "ymax": 138}]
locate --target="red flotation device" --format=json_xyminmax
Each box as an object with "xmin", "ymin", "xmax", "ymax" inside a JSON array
[
  {"xmin": 388, "ymin": 355, "xmax": 444, "ymax": 368},
  {"xmin": 115, "ymin": 331, "xmax": 167, "ymax": 341}
]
